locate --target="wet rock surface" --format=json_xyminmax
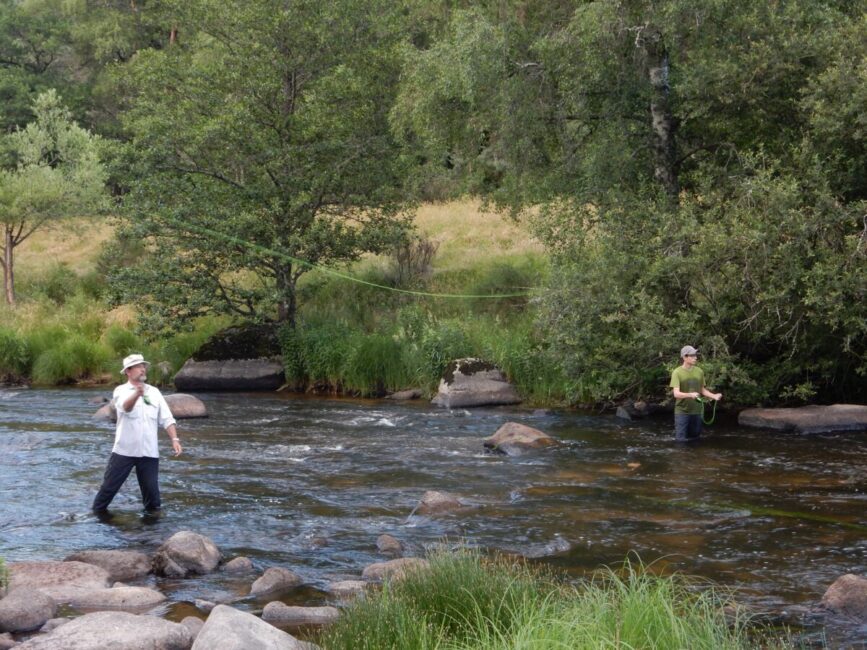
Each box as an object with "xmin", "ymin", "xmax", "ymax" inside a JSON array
[{"xmin": 738, "ymin": 404, "xmax": 867, "ymax": 434}]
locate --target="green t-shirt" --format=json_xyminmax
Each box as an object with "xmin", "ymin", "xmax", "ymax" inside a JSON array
[{"xmin": 670, "ymin": 366, "xmax": 705, "ymax": 415}]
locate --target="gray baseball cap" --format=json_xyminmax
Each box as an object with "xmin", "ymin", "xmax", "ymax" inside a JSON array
[{"xmin": 680, "ymin": 345, "xmax": 699, "ymax": 357}]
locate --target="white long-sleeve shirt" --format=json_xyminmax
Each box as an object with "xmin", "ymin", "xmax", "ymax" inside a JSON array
[{"xmin": 111, "ymin": 382, "xmax": 177, "ymax": 458}]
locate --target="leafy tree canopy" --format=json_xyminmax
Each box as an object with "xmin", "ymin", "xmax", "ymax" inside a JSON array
[
  {"xmin": 0, "ymin": 89, "xmax": 107, "ymax": 306},
  {"xmin": 108, "ymin": 0, "xmax": 413, "ymax": 333}
]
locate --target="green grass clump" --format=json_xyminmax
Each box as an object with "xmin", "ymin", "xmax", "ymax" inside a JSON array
[
  {"xmin": 0, "ymin": 326, "xmax": 30, "ymax": 378},
  {"xmin": 0, "ymin": 556, "xmax": 6, "ymax": 592},
  {"xmin": 319, "ymin": 548, "xmax": 548, "ymax": 650},
  {"xmin": 31, "ymin": 334, "xmax": 113, "ymax": 384},
  {"xmin": 319, "ymin": 552, "xmax": 790, "ymax": 650}
]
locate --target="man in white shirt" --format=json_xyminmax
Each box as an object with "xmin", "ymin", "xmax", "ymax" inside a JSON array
[{"xmin": 92, "ymin": 354, "xmax": 183, "ymax": 513}]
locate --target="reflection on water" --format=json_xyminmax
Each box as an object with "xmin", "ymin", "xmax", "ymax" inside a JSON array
[{"xmin": 1, "ymin": 387, "xmax": 866, "ymax": 642}]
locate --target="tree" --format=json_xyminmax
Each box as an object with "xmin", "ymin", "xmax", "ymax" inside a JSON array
[
  {"xmin": 109, "ymin": 0, "xmax": 412, "ymax": 333},
  {"xmin": 0, "ymin": 89, "xmax": 107, "ymax": 306},
  {"xmin": 393, "ymin": 0, "xmax": 867, "ymax": 403}
]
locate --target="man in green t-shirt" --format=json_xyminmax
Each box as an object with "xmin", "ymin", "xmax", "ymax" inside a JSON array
[{"xmin": 669, "ymin": 345, "xmax": 722, "ymax": 442}]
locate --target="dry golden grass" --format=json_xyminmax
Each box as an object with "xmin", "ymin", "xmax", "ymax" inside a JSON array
[
  {"xmin": 413, "ymin": 199, "xmax": 544, "ymax": 270},
  {"xmin": 15, "ymin": 217, "xmax": 114, "ymax": 276}
]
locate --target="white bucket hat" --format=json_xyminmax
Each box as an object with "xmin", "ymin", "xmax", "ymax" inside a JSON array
[{"xmin": 121, "ymin": 353, "xmax": 150, "ymax": 373}]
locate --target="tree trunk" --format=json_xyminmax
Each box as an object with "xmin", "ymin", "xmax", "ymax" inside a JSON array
[
  {"xmin": 4, "ymin": 227, "xmax": 15, "ymax": 307},
  {"xmin": 276, "ymin": 263, "xmax": 296, "ymax": 328},
  {"xmin": 645, "ymin": 36, "xmax": 679, "ymax": 201}
]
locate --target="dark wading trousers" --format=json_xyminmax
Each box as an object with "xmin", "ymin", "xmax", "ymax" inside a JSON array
[
  {"xmin": 92, "ymin": 453, "xmax": 161, "ymax": 512},
  {"xmin": 674, "ymin": 413, "xmax": 703, "ymax": 442}
]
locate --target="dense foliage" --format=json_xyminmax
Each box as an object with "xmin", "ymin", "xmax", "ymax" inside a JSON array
[
  {"xmin": 0, "ymin": 0, "xmax": 864, "ymax": 404},
  {"xmin": 105, "ymin": 0, "xmax": 413, "ymax": 333},
  {"xmin": 395, "ymin": 0, "xmax": 867, "ymax": 404}
]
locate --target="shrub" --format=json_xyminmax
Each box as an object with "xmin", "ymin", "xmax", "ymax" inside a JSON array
[
  {"xmin": 0, "ymin": 326, "xmax": 30, "ymax": 378},
  {"xmin": 31, "ymin": 334, "xmax": 112, "ymax": 384},
  {"xmin": 102, "ymin": 324, "xmax": 141, "ymax": 356}
]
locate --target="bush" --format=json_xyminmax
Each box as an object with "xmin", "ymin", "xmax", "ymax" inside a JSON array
[
  {"xmin": 0, "ymin": 326, "xmax": 30, "ymax": 379},
  {"xmin": 102, "ymin": 324, "xmax": 141, "ymax": 356},
  {"xmin": 31, "ymin": 334, "xmax": 112, "ymax": 384}
]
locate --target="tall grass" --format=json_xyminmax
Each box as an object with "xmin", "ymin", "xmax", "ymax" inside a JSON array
[
  {"xmin": 319, "ymin": 551, "xmax": 789, "ymax": 650},
  {"xmin": 319, "ymin": 548, "xmax": 549, "ymax": 650}
]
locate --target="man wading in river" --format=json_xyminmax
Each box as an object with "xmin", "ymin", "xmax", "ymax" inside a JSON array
[
  {"xmin": 670, "ymin": 345, "xmax": 722, "ymax": 442},
  {"xmin": 92, "ymin": 354, "xmax": 182, "ymax": 513}
]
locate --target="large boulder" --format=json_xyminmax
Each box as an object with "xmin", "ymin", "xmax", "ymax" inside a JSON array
[
  {"xmin": 820, "ymin": 574, "xmax": 867, "ymax": 621},
  {"xmin": 192, "ymin": 604, "xmax": 307, "ymax": 650},
  {"xmin": 0, "ymin": 588, "xmax": 57, "ymax": 633},
  {"xmin": 174, "ymin": 323, "xmax": 285, "ymax": 392},
  {"xmin": 483, "ymin": 422, "xmax": 558, "ymax": 456},
  {"xmin": 431, "ymin": 358, "xmax": 521, "ymax": 408},
  {"xmin": 738, "ymin": 404, "xmax": 867, "ymax": 434},
  {"xmin": 152, "ymin": 531, "xmax": 221, "ymax": 577},
  {"xmin": 8, "ymin": 562, "xmax": 110, "ymax": 602},
  {"xmin": 173, "ymin": 358, "xmax": 285, "ymax": 392},
  {"xmin": 64, "ymin": 550, "xmax": 151, "ymax": 582},
  {"xmin": 15, "ymin": 611, "xmax": 192, "ymax": 650}
]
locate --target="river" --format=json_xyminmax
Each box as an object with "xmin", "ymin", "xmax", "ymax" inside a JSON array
[{"xmin": 1, "ymin": 387, "xmax": 865, "ymax": 645}]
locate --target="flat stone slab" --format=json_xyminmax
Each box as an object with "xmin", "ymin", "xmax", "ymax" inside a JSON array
[
  {"xmin": 738, "ymin": 404, "xmax": 867, "ymax": 434},
  {"xmin": 174, "ymin": 358, "xmax": 285, "ymax": 391},
  {"xmin": 63, "ymin": 551, "xmax": 151, "ymax": 582}
]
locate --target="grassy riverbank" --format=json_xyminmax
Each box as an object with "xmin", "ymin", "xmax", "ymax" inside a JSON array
[
  {"xmin": 318, "ymin": 550, "xmax": 792, "ymax": 650},
  {"xmin": 0, "ymin": 201, "xmax": 580, "ymax": 405}
]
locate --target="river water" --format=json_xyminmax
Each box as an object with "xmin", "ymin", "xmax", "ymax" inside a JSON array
[{"xmin": 1, "ymin": 387, "xmax": 866, "ymax": 645}]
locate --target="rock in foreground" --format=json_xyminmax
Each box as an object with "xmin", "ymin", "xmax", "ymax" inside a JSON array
[
  {"xmin": 15, "ymin": 611, "xmax": 191, "ymax": 650},
  {"xmin": 821, "ymin": 574, "xmax": 867, "ymax": 621},
  {"xmin": 192, "ymin": 605, "xmax": 308, "ymax": 650}
]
